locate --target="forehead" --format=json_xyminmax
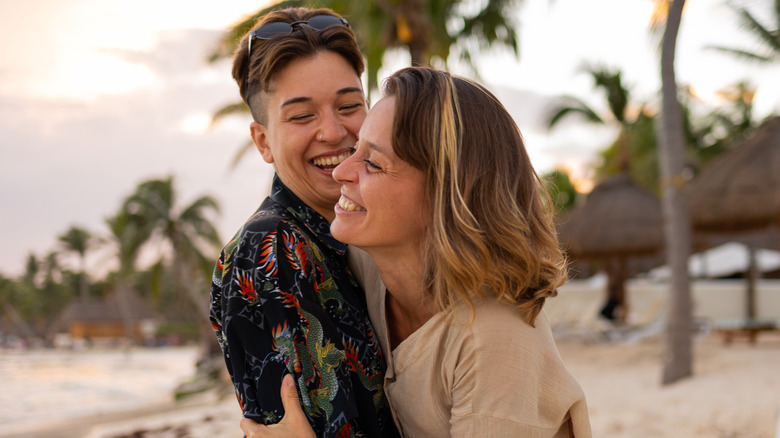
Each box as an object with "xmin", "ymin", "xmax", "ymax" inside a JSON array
[
  {"xmin": 268, "ymin": 51, "xmax": 363, "ymax": 103},
  {"xmin": 360, "ymin": 97, "xmax": 395, "ymax": 146}
]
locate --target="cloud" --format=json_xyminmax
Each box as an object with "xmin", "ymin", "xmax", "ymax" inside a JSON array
[{"xmin": 0, "ymin": 28, "xmax": 273, "ymax": 276}]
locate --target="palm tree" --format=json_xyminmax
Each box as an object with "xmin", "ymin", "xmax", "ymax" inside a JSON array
[
  {"xmin": 546, "ymin": 65, "xmax": 652, "ymax": 184},
  {"xmin": 0, "ymin": 274, "xmax": 38, "ymax": 342},
  {"xmin": 700, "ymin": 81, "xmax": 758, "ymax": 153},
  {"xmin": 707, "ymin": 0, "xmax": 780, "ymax": 64},
  {"xmin": 13, "ymin": 252, "xmax": 72, "ymax": 344},
  {"xmin": 106, "ymin": 207, "xmax": 153, "ymax": 343},
  {"xmin": 121, "ymin": 176, "xmax": 221, "ymax": 322},
  {"xmin": 58, "ymin": 226, "xmax": 100, "ymax": 300},
  {"xmin": 547, "ymin": 65, "xmax": 634, "ymax": 130},
  {"xmin": 657, "ymin": 0, "xmax": 693, "ymax": 385},
  {"xmin": 208, "ymin": 0, "xmax": 523, "ymax": 166}
]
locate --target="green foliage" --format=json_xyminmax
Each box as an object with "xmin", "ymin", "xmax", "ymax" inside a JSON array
[
  {"xmin": 118, "ymin": 176, "xmax": 221, "ymax": 323},
  {"xmin": 548, "ymin": 64, "xmax": 764, "ymax": 195},
  {"xmin": 207, "ymin": 0, "xmax": 523, "ymax": 155},
  {"xmin": 546, "ymin": 64, "xmax": 631, "ymax": 131},
  {"xmin": 1, "ymin": 252, "xmax": 77, "ymax": 343},
  {"xmin": 707, "ymin": 0, "xmax": 780, "ymax": 64},
  {"xmin": 596, "ymin": 111, "xmax": 660, "ymax": 194},
  {"xmin": 2, "ymin": 175, "xmax": 224, "ymax": 345},
  {"xmin": 541, "ymin": 169, "xmax": 578, "ymax": 215},
  {"xmin": 155, "ymin": 321, "xmax": 202, "ymax": 344}
]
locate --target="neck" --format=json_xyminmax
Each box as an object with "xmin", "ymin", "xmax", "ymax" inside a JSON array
[{"xmin": 367, "ymin": 246, "xmax": 436, "ymax": 349}]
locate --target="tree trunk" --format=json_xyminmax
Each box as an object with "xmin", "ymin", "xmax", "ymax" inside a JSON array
[
  {"xmin": 402, "ymin": 0, "xmax": 430, "ymax": 66},
  {"xmin": 746, "ymin": 245, "xmax": 757, "ymax": 320},
  {"xmin": 658, "ymin": 0, "xmax": 693, "ymax": 385},
  {"xmin": 79, "ymin": 255, "xmax": 89, "ymax": 300},
  {"xmin": 115, "ymin": 281, "xmax": 137, "ymax": 349}
]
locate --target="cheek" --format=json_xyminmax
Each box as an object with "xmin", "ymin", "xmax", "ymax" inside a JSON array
[{"xmin": 345, "ymin": 114, "xmax": 367, "ymax": 137}]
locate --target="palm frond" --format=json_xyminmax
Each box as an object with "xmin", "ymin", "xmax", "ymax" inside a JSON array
[
  {"xmin": 229, "ymin": 140, "xmax": 261, "ymax": 171},
  {"xmin": 546, "ymin": 96, "xmax": 605, "ymax": 129},
  {"xmin": 706, "ymin": 45, "xmax": 775, "ymax": 63},
  {"xmin": 207, "ymin": 0, "xmax": 305, "ymax": 63},
  {"xmin": 210, "ymin": 101, "xmax": 250, "ymax": 128}
]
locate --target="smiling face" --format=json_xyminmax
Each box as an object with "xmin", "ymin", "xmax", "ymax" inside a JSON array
[
  {"xmin": 251, "ymin": 50, "xmax": 367, "ymax": 221},
  {"xmin": 331, "ymin": 96, "xmax": 429, "ymax": 255}
]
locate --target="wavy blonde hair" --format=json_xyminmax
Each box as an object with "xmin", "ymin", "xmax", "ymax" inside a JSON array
[{"xmin": 383, "ymin": 67, "xmax": 567, "ymax": 326}]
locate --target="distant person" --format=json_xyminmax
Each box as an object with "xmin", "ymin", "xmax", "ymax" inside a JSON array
[
  {"xmin": 209, "ymin": 7, "xmax": 396, "ymax": 437},
  {"xmin": 241, "ymin": 67, "xmax": 592, "ymax": 437}
]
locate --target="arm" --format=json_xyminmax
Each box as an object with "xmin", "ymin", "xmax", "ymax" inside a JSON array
[
  {"xmin": 210, "ymin": 228, "xmax": 291, "ymax": 424},
  {"xmin": 213, "ymin": 218, "xmax": 392, "ymax": 436}
]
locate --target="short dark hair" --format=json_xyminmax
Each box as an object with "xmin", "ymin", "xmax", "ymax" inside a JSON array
[{"xmin": 232, "ymin": 8, "xmax": 364, "ymax": 124}]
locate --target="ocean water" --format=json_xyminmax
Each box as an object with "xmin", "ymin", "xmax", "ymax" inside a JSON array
[{"xmin": 0, "ymin": 346, "xmax": 199, "ymax": 432}]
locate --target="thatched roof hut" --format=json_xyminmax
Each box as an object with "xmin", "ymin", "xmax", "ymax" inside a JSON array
[
  {"xmin": 686, "ymin": 116, "xmax": 780, "ymax": 319},
  {"xmin": 687, "ymin": 116, "xmax": 780, "ymax": 233},
  {"xmin": 558, "ymin": 173, "xmax": 664, "ymax": 258},
  {"xmin": 557, "ymin": 173, "xmax": 663, "ymax": 322},
  {"xmin": 58, "ymin": 288, "xmax": 156, "ymax": 343}
]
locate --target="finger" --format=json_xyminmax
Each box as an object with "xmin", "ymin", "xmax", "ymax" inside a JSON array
[
  {"xmin": 240, "ymin": 417, "xmax": 263, "ymax": 438},
  {"xmin": 279, "ymin": 374, "xmax": 304, "ymax": 419}
]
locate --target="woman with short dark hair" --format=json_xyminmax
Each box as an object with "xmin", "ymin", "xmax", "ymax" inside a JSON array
[{"xmin": 209, "ymin": 8, "xmax": 397, "ymax": 437}]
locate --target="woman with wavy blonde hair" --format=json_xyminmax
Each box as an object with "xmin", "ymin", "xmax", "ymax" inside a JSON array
[
  {"xmin": 241, "ymin": 66, "xmax": 591, "ymax": 437},
  {"xmin": 383, "ymin": 66, "xmax": 568, "ymax": 326}
]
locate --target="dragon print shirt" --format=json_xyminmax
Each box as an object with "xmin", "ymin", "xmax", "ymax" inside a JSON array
[{"xmin": 210, "ymin": 176, "xmax": 397, "ymax": 437}]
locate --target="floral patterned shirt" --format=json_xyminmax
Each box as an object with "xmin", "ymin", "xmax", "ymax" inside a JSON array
[{"xmin": 210, "ymin": 176, "xmax": 397, "ymax": 437}]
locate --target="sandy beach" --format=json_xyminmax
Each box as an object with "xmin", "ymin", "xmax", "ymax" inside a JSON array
[{"xmin": 1, "ymin": 329, "xmax": 778, "ymax": 438}]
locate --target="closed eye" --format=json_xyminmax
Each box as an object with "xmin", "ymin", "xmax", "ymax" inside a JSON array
[
  {"xmin": 364, "ymin": 158, "xmax": 382, "ymax": 171},
  {"xmin": 339, "ymin": 103, "xmax": 365, "ymax": 115},
  {"xmin": 289, "ymin": 114, "xmax": 313, "ymax": 122}
]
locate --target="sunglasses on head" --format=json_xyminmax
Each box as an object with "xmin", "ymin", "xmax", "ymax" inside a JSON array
[{"xmin": 247, "ymin": 15, "xmax": 349, "ymax": 58}]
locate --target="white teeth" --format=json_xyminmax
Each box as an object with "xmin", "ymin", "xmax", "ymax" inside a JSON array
[
  {"xmin": 339, "ymin": 196, "xmax": 366, "ymax": 212},
  {"xmin": 313, "ymin": 151, "xmax": 351, "ymax": 168}
]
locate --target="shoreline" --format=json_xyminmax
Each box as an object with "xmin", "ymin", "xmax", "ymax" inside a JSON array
[
  {"xmin": 2, "ymin": 333, "xmax": 778, "ymax": 437},
  {"xmin": 0, "ymin": 390, "xmax": 243, "ymax": 438}
]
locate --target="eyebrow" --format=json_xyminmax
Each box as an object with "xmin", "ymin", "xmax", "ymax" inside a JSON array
[
  {"xmin": 280, "ymin": 87, "xmax": 364, "ymax": 108},
  {"xmin": 366, "ymin": 140, "xmax": 387, "ymax": 156}
]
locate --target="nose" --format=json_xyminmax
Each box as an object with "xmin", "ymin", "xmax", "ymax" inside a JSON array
[
  {"xmin": 318, "ymin": 113, "xmax": 347, "ymax": 144},
  {"xmin": 333, "ymin": 149, "xmax": 358, "ymax": 183}
]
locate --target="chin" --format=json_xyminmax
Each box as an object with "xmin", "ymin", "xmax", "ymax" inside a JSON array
[{"xmin": 330, "ymin": 220, "xmax": 353, "ymax": 244}]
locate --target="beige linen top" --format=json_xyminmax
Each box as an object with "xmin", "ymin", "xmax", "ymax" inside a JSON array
[{"xmin": 349, "ymin": 248, "xmax": 591, "ymax": 438}]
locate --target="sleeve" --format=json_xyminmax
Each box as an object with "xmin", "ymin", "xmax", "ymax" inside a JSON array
[
  {"xmin": 448, "ymin": 306, "xmax": 591, "ymax": 438},
  {"xmin": 209, "ymin": 224, "xmax": 295, "ymax": 425}
]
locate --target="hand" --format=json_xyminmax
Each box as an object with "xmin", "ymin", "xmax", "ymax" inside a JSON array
[{"xmin": 240, "ymin": 374, "xmax": 316, "ymax": 438}]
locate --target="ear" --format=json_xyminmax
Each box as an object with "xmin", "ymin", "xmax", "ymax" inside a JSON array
[{"xmin": 250, "ymin": 122, "xmax": 274, "ymax": 164}]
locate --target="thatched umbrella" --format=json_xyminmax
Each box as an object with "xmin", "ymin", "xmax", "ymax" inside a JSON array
[
  {"xmin": 687, "ymin": 116, "xmax": 780, "ymax": 319},
  {"xmin": 688, "ymin": 116, "xmax": 780, "ymax": 233},
  {"xmin": 558, "ymin": 173, "xmax": 664, "ymax": 322}
]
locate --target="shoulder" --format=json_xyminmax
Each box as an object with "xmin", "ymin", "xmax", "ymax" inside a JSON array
[
  {"xmin": 450, "ymin": 300, "xmax": 548, "ymax": 344},
  {"xmin": 241, "ymin": 198, "xmax": 295, "ymax": 235},
  {"xmin": 218, "ymin": 199, "xmax": 315, "ymax": 278},
  {"xmin": 446, "ymin": 302, "xmax": 588, "ymax": 434},
  {"xmin": 446, "ymin": 301, "xmax": 566, "ymax": 383},
  {"xmin": 234, "ymin": 200, "xmax": 313, "ymax": 252}
]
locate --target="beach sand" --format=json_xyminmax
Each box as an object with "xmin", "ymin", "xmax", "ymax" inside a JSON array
[{"xmin": 1, "ymin": 332, "xmax": 778, "ymax": 438}]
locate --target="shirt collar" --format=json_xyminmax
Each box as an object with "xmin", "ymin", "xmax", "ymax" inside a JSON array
[{"xmin": 269, "ymin": 175, "xmax": 347, "ymax": 255}]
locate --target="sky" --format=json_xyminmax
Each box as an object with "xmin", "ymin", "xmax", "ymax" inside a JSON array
[{"xmin": 1, "ymin": 0, "xmax": 778, "ymax": 277}]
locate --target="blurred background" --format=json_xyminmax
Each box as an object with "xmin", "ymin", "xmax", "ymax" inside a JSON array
[{"xmin": 1, "ymin": 0, "xmax": 779, "ymax": 437}]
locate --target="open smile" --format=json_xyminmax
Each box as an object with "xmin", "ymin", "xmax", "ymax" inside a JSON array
[
  {"xmin": 338, "ymin": 195, "xmax": 366, "ymax": 211},
  {"xmin": 312, "ymin": 150, "xmax": 351, "ymax": 171}
]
